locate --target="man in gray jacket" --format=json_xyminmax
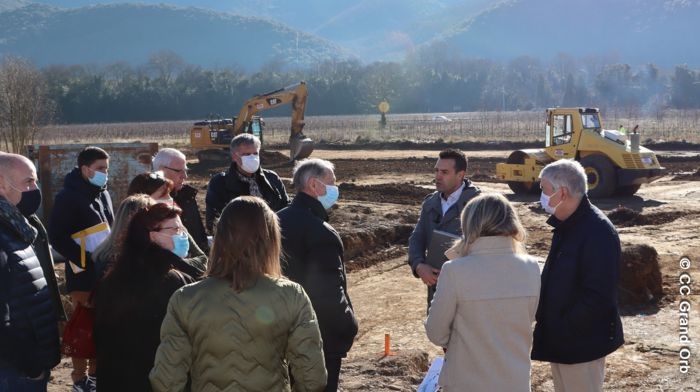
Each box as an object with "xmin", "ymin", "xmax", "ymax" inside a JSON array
[{"xmin": 408, "ymin": 149, "xmax": 480, "ymax": 312}]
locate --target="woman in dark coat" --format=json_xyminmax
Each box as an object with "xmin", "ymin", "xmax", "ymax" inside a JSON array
[{"xmin": 94, "ymin": 203, "xmax": 194, "ymax": 392}]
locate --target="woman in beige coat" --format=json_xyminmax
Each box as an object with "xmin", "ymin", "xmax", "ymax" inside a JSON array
[{"xmin": 425, "ymin": 193, "xmax": 541, "ymax": 392}]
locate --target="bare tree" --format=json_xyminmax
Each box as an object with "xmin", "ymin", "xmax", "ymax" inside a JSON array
[
  {"xmin": 0, "ymin": 56, "xmax": 54, "ymax": 153},
  {"xmin": 147, "ymin": 50, "xmax": 185, "ymax": 84}
]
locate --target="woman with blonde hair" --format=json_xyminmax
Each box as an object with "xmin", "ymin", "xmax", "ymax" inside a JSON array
[
  {"xmin": 425, "ymin": 193, "xmax": 541, "ymax": 392},
  {"xmin": 150, "ymin": 196, "xmax": 327, "ymax": 392}
]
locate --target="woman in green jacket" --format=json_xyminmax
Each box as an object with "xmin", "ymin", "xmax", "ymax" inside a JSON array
[{"xmin": 150, "ymin": 196, "xmax": 327, "ymax": 392}]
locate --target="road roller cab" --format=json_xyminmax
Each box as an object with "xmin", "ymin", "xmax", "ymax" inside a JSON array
[{"xmin": 496, "ymin": 107, "xmax": 663, "ymax": 198}]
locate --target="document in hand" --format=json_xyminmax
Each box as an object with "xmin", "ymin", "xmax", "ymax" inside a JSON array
[
  {"xmin": 417, "ymin": 356, "xmax": 444, "ymax": 392},
  {"xmin": 426, "ymin": 229, "xmax": 460, "ymax": 269}
]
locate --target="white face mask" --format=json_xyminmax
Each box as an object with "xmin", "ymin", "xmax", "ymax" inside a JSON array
[
  {"xmin": 240, "ymin": 154, "xmax": 260, "ymax": 173},
  {"xmin": 540, "ymin": 189, "xmax": 562, "ymax": 215}
]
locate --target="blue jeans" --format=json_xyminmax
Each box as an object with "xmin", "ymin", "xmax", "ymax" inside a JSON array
[{"xmin": 0, "ymin": 367, "xmax": 49, "ymax": 392}]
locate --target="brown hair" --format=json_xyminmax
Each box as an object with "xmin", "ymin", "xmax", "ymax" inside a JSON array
[
  {"xmin": 127, "ymin": 171, "xmax": 173, "ymax": 197},
  {"xmin": 93, "ymin": 194, "xmax": 154, "ymax": 270},
  {"xmin": 207, "ymin": 196, "xmax": 282, "ymax": 291}
]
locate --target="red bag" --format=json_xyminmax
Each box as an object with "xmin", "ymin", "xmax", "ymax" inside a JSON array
[{"xmin": 61, "ymin": 303, "xmax": 96, "ymax": 358}]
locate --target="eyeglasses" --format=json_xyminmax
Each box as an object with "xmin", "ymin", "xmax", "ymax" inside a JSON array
[
  {"xmin": 149, "ymin": 171, "xmax": 165, "ymax": 180},
  {"xmin": 157, "ymin": 226, "xmax": 186, "ymax": 235},
  {"xmin": 164, "ymin": 166, "xmax": 187, "ymax": 174}
]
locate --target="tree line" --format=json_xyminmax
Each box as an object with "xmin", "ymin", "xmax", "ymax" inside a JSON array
[{"xmin": 2, "ymin": 48, "xmax": 700, "ymax": 150}]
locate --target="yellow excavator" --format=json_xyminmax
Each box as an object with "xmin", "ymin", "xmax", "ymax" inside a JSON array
[
  {"xmin": 190, "ymin": 81, "xmax": 313, "ymax": 162},
  {"xmin": 496, "ymin": 107, "xmax": 663, "ymax": 198}
]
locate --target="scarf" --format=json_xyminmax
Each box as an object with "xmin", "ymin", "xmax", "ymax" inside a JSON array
[{"xmin": 0, "ymin": 196, "xmax": 38, "ymax": 244}]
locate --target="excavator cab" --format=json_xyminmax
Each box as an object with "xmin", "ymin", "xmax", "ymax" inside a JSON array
[{"xmin": 191, "ymin": 116, "xmax": 265, "ymax": 162}]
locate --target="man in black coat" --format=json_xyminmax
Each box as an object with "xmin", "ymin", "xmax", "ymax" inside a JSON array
[
  {"xmin": 0, "ymin": 153, "xmax": 61, "ymax": 391},
  {"xmin": 278, "ymin": 158, "xmax": 358, "ymax": 392},
  {"xmin": 49, "ymin": 146, "xmax": 114, "ymax": 391},
  {"xmin": 532, "ymin": 159, "xmax": 624, "ymax": 391},
  {"xmin": 205, "ymin": 134, "xmax": 288, "ymax": 232},
  {"xmin": 153, "ymin": 147, "xmax": 209, "ymax": 252}
]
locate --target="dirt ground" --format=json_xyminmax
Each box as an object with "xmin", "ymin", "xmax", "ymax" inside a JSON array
[{"xmin": 48, "ymin": 147, "xmax": 700, "ymax": 391}]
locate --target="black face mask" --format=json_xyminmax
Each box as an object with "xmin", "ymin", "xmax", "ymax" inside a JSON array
[{"xmin": 16, "ymin": 188, "xmax": 42, "ymax": 217}]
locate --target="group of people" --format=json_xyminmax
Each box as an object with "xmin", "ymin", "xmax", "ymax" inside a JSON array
[
  {"xmin": 0, "ymin": 133, "xmax": 357, "ymax": 392},
  {"xmin": 409, "ymin": 149, "xmax": 624, "ymax": 391},
  {"xmin": 0, "ymin": 134, "xmax": 624, "ymax": 392}
]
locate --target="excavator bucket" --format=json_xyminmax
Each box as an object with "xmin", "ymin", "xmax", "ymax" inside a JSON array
[{"xmin": 289, "ymin": 133, "xmax": 314, "ymax": 160}]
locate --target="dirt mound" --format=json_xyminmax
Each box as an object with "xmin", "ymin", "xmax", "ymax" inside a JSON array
[
  {"xmin": 607, "ymin": 207, "xmax": 686, "ymax": 227},
  {"xmin": 269, "ymin": 139, "xmax": 542, "ymax": 151},
  {"xmin": 672, "ymin": 166, "xmax": 700, "ymax": 181},
  {"xmin": 260, "ymin": 149, "xmax": 292, "ymax": 166},
  {"xmin": 646, "ymin": 141, "xmax": 700, "ymax": 151},
  {"xmin": 341, "ymin": 350, "xmax": 429, "ymax": 390},
  {"xmin": 618, "ymin": 244, "xmax": 664, "ymax": 306},
  {"xmin": 340, "ymin": 183, "xmax": 430, "ymax": 205},
  {"xmin": 342, "ymin": 224, "xmax": 414, "ymax": 262}
]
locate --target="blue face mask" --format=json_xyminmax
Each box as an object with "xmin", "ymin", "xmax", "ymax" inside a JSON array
[
  {"xmin": 89, "ymin": 169, "xmax": 108, "ymax": 188},
  {"xmin": 171, "ymin": 233, "xmax": 189, "ymax": 258},
  {"xmin": 316, "ymin": 179, "xmax": 339, "ymax": 210}
]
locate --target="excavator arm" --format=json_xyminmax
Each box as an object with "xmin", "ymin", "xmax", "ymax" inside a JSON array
[{"xmin": 233, "ymin": 81, "xmax": 313, "ymax": 160}]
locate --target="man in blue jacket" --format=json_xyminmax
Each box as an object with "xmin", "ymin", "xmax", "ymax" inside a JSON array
[
  {"xmin": 532, "ymin": 159, "xmax": 624, "ymax": 392},
  {"xmin": 49, "ymin": 146, "xmax": 114, "ymax": 392},
  {"xmin": 0, "ymin": 153, "xmax": 61, "ymax": 391}
]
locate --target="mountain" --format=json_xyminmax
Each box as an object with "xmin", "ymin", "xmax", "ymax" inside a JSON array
[
  {"xmin": 435, "ymin": 0, "xmax": 700, "ymax": 67},
  {"xmin": 1, "ymin": 0, "xmax": 699, "ymax": 68},
  {"xmin": 20, "ymin": 0, "xmax": 498, "ymax": 62},
  {"xmin": 0, "ymin": 3, "xmax": 348, "ymax": 69},
  {"xmin": 0, "ymin": 0, "xmax": 28, "ymax": 11}
]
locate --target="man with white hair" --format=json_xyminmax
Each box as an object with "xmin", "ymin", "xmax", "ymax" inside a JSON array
[
  {"xmin": 531, "ymin": 159, "xmax": 624, "ymax": 392},
  {"xmin": 205, "ymin": 133, "xmax": 288, "ymax": 231},
  {"xmin": 0, "ymin": 153, "xmax": 61, "ymax": 390},
  {"xmin": 277, "ymin": 158, "xmax": 358, "ymax": 392},
  {"xmin": 153, "ymin": 148, "xmax": 208, "ymax": 252}
]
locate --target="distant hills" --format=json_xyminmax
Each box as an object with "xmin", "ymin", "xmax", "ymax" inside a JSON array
[
  {"xmin": 438, "ymin": 0, "xmax": 700, "ymax": 67},
  {"xmin": 0, "ymin": 2, "xmax": 348, "ymax": 69},
  {"xmin": 0, "ymin": 0, "xmax": 699, "ymax": 68}
]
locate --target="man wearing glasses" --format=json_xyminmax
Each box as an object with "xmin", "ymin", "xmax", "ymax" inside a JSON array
[{"xmin": 153, "ymin": 148, "xmax": 208, "ymax": 253}]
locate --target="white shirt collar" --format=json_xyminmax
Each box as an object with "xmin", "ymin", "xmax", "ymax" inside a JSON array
[{"xmin": 440, "ymin": 183, "xmax": 464, "ymax": 215}]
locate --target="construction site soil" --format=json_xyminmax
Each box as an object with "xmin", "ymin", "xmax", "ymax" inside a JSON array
[{"xmin": 48, "ymin": 144, "xmax": 700, "ymax": 391}]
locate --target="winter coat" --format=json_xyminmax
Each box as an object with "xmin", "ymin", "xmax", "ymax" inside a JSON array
[
  {"xmin": 531, "ymin": 197, "xmax": 624, "ymax": 364},
  {"xmin": 172, "ymin": 184, "xmax": 208, "ymax": 253},
  {"xmin": 49, "ymin": 167, "xmax": 114, "ymax": 292},
  {"xmin": 425, "ymin": 236, "xmax": 541, "ymax": 392},
  {"xmin": 150, "ymin": 276, "xmax": 327, "ymax": 392},
  {"xmin": 94, "ymin": 246, "xmax": 194, "ymax": 392},
  {"xmin": 27, "ymin": 214, "xmax": 67, "ymax": 322},
  {"xmin": 408, "ymin": 179, "xmax": 481, "ymax": 275},
  {"xmin": 408, "ymin": 179, "xmax": 480, "ymax": 308},
  {"xmin": 205, "ymin": 162, "xmax": 289, "ymax": 231},
  {"xmin": 277, "ymin": 192, "xmax": 358, "ymax": 358},
  {"xmin": 0, "ymin": 196, "xmax": 61, "ymax": 377}
]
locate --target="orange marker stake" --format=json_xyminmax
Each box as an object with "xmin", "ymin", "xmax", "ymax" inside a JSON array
[{"xmin": 384, "ymin": 333, "xmax": 397, "ymax": 356}]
